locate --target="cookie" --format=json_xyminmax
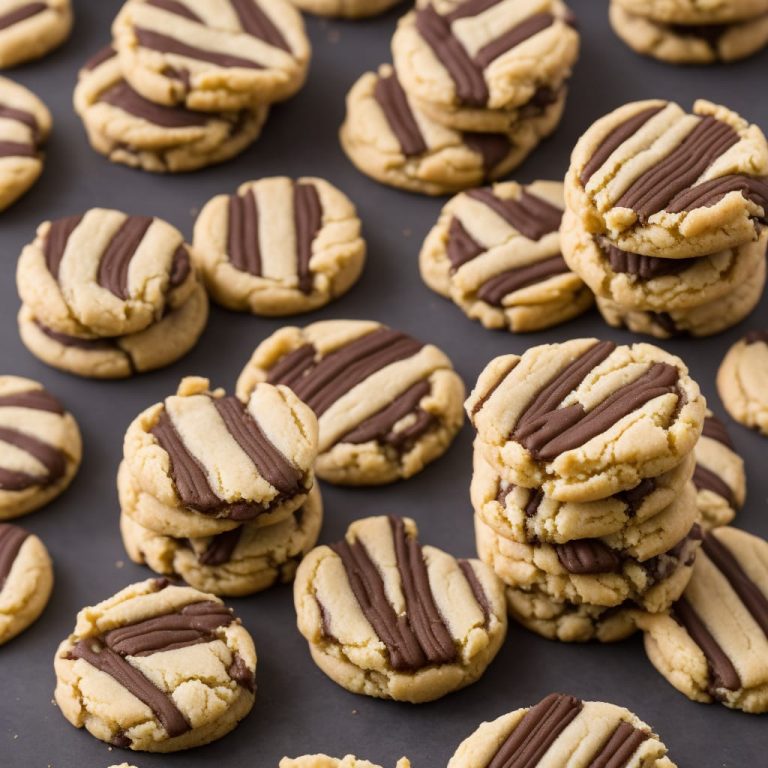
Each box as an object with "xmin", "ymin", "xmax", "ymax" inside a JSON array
[
  {"xmin": 560, "ymin": 208, "xmax": 768, "ymax": 313},
  {"xmin": 447, "ymin": 693, "xmax": 677, "ymax": 767},
  {"xmin": 16, "ymin": 208, "xmax": 198, "ymax": 338},
  {"xmin": 192, "ymin": 176, "xmax": 366, "ymax": 315},
  {"xmin": 74, "ymin": 46, "xmax": 268, "ymax": 173},
  {"xmin": 0, "ymin": 376, "xmax": 81, "ymax": 519},
  {"xmin": 596, "ymin": 250, "xmax": 765, "ymax": 338},
  {"xmin": 0, "ymin": 76, "xmax": 50, "ymax": 211},
  {"xmin": 120, "ymin": 482, "xmax": 322, "ymax": 596},
  {"xmin": 0, "ymin": 523, "xmax": 53, "ymax": 645},
  {"xmin": 613, "ymin": 0, "xmax": 768, "ymax": 25},
  {"xmin": 565, "ymin": 99, "xmax": 768, "ymax": 258},
  {"xmin": 54, "ymin": 578, "xmax": 257, "ymax": 751},
  {"xmin": 420, "ymin": 180, "xmax": 592, "ymax": 332},
  {"xmin": 18, "ymin": 280, "xmax": 209, "ymax": 379},
  {"xmin": 340, "ymin": 65, "xmax": 566, "ymax": 196},
  {"xmin": 294, "ymin": 516, "xmax": 506, "ymax": 703},
  {"xmin": 471, "ymin": 446, "xmax": 696, "ymax": 545},
  {"xmin": 467, "ymin": 339, "xmax": 706, "ymax": 502},
  {"xmin": 693, "ymin": 412, "xmax": 745, "ymax": 530},
  {"xmin": 717, "ymin": 330, "xmax": 768, "ymax": 435},
  {"xmin": 281, "ymin": 758, "xmax": 411, "ymax": 768},
  {"xmin": 112, "ymin": 0, "xmax": 310, "ymax": 111},
  {"xmin": 609, "ymin": 2, "xmax": 768, "ymax": 64},
  {"xmin": 236, "ymin": 320, "xmax": 465, "ymax": 485},
  {"xmin": 289, "ymin": 0, "xmax": 402, "ymax": 18},
  {"xmin": 391, "ymin": 0, "xmax": 579, "ymax": 117},
  {"xmin": 0, "ymin": 0, "xmax": 72, "ymax": 68},
  {"xmin": 638, "ymin": 526, "xmax": 768, "ymax": 713}
]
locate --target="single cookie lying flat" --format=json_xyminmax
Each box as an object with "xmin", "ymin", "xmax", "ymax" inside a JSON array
[
  {"xmin": 717, "ymin": 330, "xmax": 768, "ymax": 435},
  {"xmin": 0, "ymin": 0, "xmax": 72, "ymax": 68},
  {"xmin": 294, "ymin": 515, "xmax": 506, "ymax": 702},
  {"xmin": 280, "ymin": 757, "xmax": 411, "ymax": 768}
]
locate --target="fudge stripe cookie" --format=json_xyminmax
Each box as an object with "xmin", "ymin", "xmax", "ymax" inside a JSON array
[{"xmin": 0, "ymin": 1, "xmax": 71, "ymax": 68}]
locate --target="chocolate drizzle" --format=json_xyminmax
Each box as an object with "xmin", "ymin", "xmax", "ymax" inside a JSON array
[
  {"xmin": 99, "ymin": 81, "xmax": 209, "ymax": 128},
  {"xmin": 197, "ymin": 527, "xmax": 243, "ymax": 566},
  {"xmin": 293, "ymin": 182, "xmax": 322, "ymax": 295},
  {"xmin": 44, "ymin": 214, "xmax": 85, "ymax": 278},
  {"xmin": 228, "ymin": 652, "xmax": 256, "ymax": 692},
  {"xmin": 0, "ymin": 524, "xmax": 29, "ymax": 589},
  {"xmin": 0, "ymin": 2, "xmax": 46, "ymax": 31},
  {"xmin": 134, "ymin": 28, "xmax": 263, "ymax": 70},
  {"xmin": 228, "ymin": 190, "xmax": 261, "ymax": 276},
  {"xmin": 555, "ymin": 539, "xmax": 621, "ymax": 574},
  {"xmin": 0, "ymin": 389, "xmax": 64, "ymax": 414},
  {"xmin": 466, "ymin": 188, "xmax": 563, "ymax": 240},
  {"xmin": 458, "ymin": 559, "xmax": 491, "ymax": 625},
  {"xmin": 616, "ymin": 478, "xmax": 655, "ymax": 516},
  {"xmin": 692, "ymin": 464, "xmax": 734, "ymax": 508},
  {"xmin": 701, "ymin": 414, "xmax": 733, "ymax": 448},
  {"xmin": 477, "ymin": 255, "xmax": 570, "ymax": 307},
  {"xmin": 600, "ymin": 238, "xmax": 696, "ymax": 279},
  {"xmin": 0, "ymin": 140, "xmax": 34, "ymax": 158},
  {"xmin": 169, "ymin": 245, "xmax": 191, "ymax": 287},
  {"xmin": 373, "ymin": 73, "xmax": 427, "ymax": 156},
  {"xmin": 34, "ymin": 320, "xmax": 117, "ymax": 352},
  {"xmin": 0, "ymin": 426, "xmax": 66, "ymax": 490},
  {"xmin": 97, "ymin": 216, "xmax": 154, "ymax": 299},
  {"xmin": 146, "ymin": 0, "xmax": 203, "ymax": 22},
  {"xmin": 0, "ymin": 104, "xmax": 38, "ymax": 137},
  {"xmin": 230, "ymin": 0, "xmax": 290, "ymax": 51},
  {"xmin": 586, "ymin": 721, "xmax": 649, "ymax": 768},
  {"xmin": 463, "ymin": 132, "xmax": 511, "ymax": 173},
  {"xmin": 83, "ymin": 45, "xmax": 116, "ymax": 71},
  {"xmin": 666, "ymin": 174, "xmax": 768, "ymax": 215},
  {"xmin": 447, "ymin": 217, "xmax": 483, "ymax": 271},
  {"xmin": 474, "ymin": 13, "xmax": 555, "ymax": 68}
]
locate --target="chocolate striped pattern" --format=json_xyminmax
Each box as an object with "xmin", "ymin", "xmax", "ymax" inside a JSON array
[
  {"xmin": 0, "ymin": 89, "xmax": 42, "ymax": 160},
  {"xmin": 693, "ymin": 414, "xmax": 738, "ymax": 508},
  {"xmin": 0, "ymin": 524, "xmax": 29, "ymax": 589},
  {"xmin": 0, "ymin": 2, "xmax": 47, "ymax": 32}
]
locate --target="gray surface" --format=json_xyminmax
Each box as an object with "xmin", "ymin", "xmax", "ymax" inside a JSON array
[{"xmin": 2, "ymin": 1, "xmax": 767, "ymax": 765}]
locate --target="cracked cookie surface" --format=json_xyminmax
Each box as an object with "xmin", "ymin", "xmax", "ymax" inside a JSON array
[{"xmin": 717, "ymin": 330, "xmax": 768, "ymax": 435}]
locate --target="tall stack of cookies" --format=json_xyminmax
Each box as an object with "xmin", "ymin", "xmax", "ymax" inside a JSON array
[
  {"xmin": 561, "ymin": 99, "xmax": 768, "ymax": 339},
  {"xmin": 466, "ymin": 339, "xmax": 707, "ymax": 643},
  {"xmin": 73, "ymin": 0, "xmax": 311, "ymax": 173}
]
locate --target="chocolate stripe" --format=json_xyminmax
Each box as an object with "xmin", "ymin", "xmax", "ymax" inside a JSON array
[
  {"xmin": 198, "ymin": 527, "xmax": 243, "ymax": 566},
  {"xmin": 147, "ymin": 0, "xmax": 203, "ymax": 21},
  {"xmin": 447, "ymin": 217, "xmax": 483, "ymax": 271},
  {"xmin": 600, "ymin": 239, "xmax": 695, "ymax": 279},
  {"xmin": 0, "ymin": 524, "xmax": 29, "ymax": 589},
  {"xmin": 444, "ymin": 0, "xmax": 500, "ymax": 21},
  {"xmin": 0, "ymin": 140, "xmax": 34, "ymax": 158},
  {"xmin": 230, "ymin": 0, "xmax": 290, "ymax": 51},
  {"xmin": 134, "ymin": 28, "xmax": 263, "ymax": 70},
  {"xmin": 701, "ymin": 414, "xmax": 733, "ymax": 449},
  {"xmin": 474, "ymin": 13, "xmax": 554, "ymax": 68},
  {"xmin": 0, "ymin": 389, "xmax": 64, "ymax": 414},
  {"xmin": 692, "ymin": 464, "xmax": 734, "ymax": 508},
  {"xmin": 99, "ymin": 81, "xmax": 208, "ymax": 128},
  {"xmin": 97, "ymin": 216, "xmax": 154, "ymax": 299},
  {"xmin": 83, "ymin": 45, "xmax": 116, "ymax": 71},
  {"xmin": 228, "ymin": 191, "xmax": 261, "ymax": 276},
  {"xmin": 466, "ymin": 188, "xmax": 562, "ymax": 241},
  {"xmin": 666, "ymin": 174, "xmax": 768, "ymax": 215},
  {"xmin": 487, "ymin": 692, "xmax": 583, "ymax": 768},
  {"xmin": 0, "ymin": 2, "xmax": 46, "ymax": 31},
  {"xmin": 34, "ymin": 319, "xmax": 117, "ymax": 351},
  {"xmin": 616, "ymin": 478, "xmax": 655, "ymax": 516},
  {"xmin": 477, "ymin": 255, "xmax": 570, "ymax": 307},
  {"xmin": 169, "ymin": 245, "xmax": 191, "ymax": 287},
  {"xmin": 373, "ymin": 73, "xmax": 427, "ymax": 157},
  {"xmin": 228, "ymin": 652, "xmax": 255, "ymax": 691},
  {"xmin": 586, "ymin": 721, "xmax": 649, "ymax": 768},
  {"xmin": 213, "ymin": 396, "xmax": 303, "ymax": 496},
  {"xmin": 0, "ymin": 105, "xmax": 38, "ymax": 137},
  {"xmin": 458, "ymin": 559, "xmax": 491, "ymax": 625},
  {"xmin": 294, "ymin": 182, "xmax": 322, "ymax": 295},
  {"xmin": 266, "ymin": 344, "xmax": 315, "ymax": 389},
  {"xmin": 0, "ymin": 426, "xmax": 65, "ymax": 487},
  {"xmin": 44, "ymin": 214, "xmax": 84, "ymax": 278},
  {"xmin": 463, "ymin": 132, "xmax": 510, "ymax": 174},
  {"xmin": 555, "ymin": 540, "xmax": 621, "ymax": 574}
]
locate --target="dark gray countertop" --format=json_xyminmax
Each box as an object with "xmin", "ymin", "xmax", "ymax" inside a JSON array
[{"xmin": 2, "ymin": 1, "xmax": 767, "ymax": 765}]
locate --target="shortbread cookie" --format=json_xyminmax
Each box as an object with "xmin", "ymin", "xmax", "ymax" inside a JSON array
[
  {"xmin": 123, "ymin": 377, "xmax": 318, "ymax": 535},
  {"xmin": 18, "ymin": 281, "xmax": 209, "ymax": 379},
  {"xmin": 610, "ymin": 3, "xmax": 768, "ymax": 64},
  {"xmin": 0, "ymin": 0, "xmax": 72, "ymax": 68},
  {"xmin": 281, "ymin": 757, "xmax": 411, "ymax": 768},
  {"xmin": 237, "ymin": 320, "xmax": 465, "ymax": 485},
  {"xmin": 16, "ymin": 208, "xmax": 198, "ymax": 337},
  {"xmin": 112, "ymin": 0, "xmax": 310, "ymax": 111},
  {"xmin": 638, "ymin": 526, "xmax": 768, "ymax": 713},
  {"xmin": 192, "ymin": 176, "xmax": 365, "ymax": 315},
  {"xmin": 613, "ymin": 0, "xmax": 768, "ymax": 25},
  {"xmin": 295, "ymin": 516, "xmax": 506, "ymax": 702},
  {"xmin": 0, "ymin": 376, "xmax": 81, "ymax": 519},
  {"xmin": 693, "ymin": 412, "xmax": 745, "ymax": 530},
  {"xmin": 74, "ymin": 46, "xmax": 268, "ymax": 173},
  {"xmin": 566, "ymin": 99, "xmax": 768, "ymax": 258},
  {"xmin": 0, "ymin": 76, "xmax": 50, "ymax": 211},
  {"xmin": 0, "ymin": 523, "xmax": 52, "ymax": 644},
  {"xmin": 340, "ymin": 65, "xmax": 566, "ymax": 196},
  {"xmin": 289, "ymin": 0, "xmax": 401, "ymax": 17},
  {"xmin": 420, "ymin": 181, "xmax": 592, "ymax": 332},
  {"xmin": 120, "ymin": 482, "xmax": 322, "ymax": 596},
  {"xmin": 447, "ymin": 694, "xmax": 677, "ymax": 767},
  {"xmin": 561, "ymin": 208, "xmax": 768, "ymax": 312},
  {"xmin": 54, "ymin": 579, "xmax": 257, "ymax": 751},
  {"xmin": 717, "ymin": 330, "xmax": 768, "ymax": 435},
  {"xmin": 391, "ymin": 0, "xmax": 579, "ymax": 116},
  {"xmin": 467, "ymin": 339, "xmax": 706, "ymax": 501},
  {"xmin": 471, "ymin": 446, "xmax": 695, "ymax": 544}
]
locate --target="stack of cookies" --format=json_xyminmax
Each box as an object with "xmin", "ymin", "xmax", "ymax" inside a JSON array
[
  {"xmin": 340, "ymin": 0, "xmax": 580, "ymax": 195},
  {"xmin": 561, "ymin": 99, "xmax": 768, "ymax": 339},
  {"xmin": 16, "ymin": 208, "xmax": 209, "ymax": 378},
  {"xmin": 466, "ymin": 338, "xmax": 707, "ymax": 643},
  {"xmin": 118, "ymin": 377, "xmax": 323, "ymax": 597},
  {"xmin": 74, "ymin": 0, "xmax": 311, "ymax": 173}
]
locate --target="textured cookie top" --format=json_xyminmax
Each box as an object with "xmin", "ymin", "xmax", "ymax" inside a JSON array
[
  {"xmin": 125, "ymin": 376, "xmax": 318, "ymax": 521},
  {"xmin": 717, "ymin": 330, "xmax": 768, "ymax": 435},
  {"xmin": 392, "ymin": 0, "xmax": 579, "ymax": 111},
  {"xmin": 567, "ymin": 99, "xmax": 768, "ymax": 258},
  {"xmin": 281, "ymin": 757, "xmax": 411, "ymax": 768},
  {"xmin": 0, "ymin": 75, "xmax": 51, "ymax": 165},
  {"xmin": 0, "ymin": 1, "xmax": 71, "ymax": 68},
  {"xmin": 614, "ymin": 0, "xmax": 768, "ymax": 25},
  {"xmin": 447, "ymin": 693, "xmax": 676, "ymax": 767},
  {"xmin": 16, "ymin": 208, "xmax": 198, "ymax": 338}
]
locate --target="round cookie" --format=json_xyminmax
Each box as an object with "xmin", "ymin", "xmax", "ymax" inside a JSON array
[
  {"xmin": 289, "ymin": 0, "xmax": 402, "ymax": 17},
  {"xmin": 693, "ymin": 411, "xmax": 745, "ymax": 530},
  {"xmin": 560, "ymin": 208, "xmax": 768, "ymax": 313},
  {"xmin": 447, "ymin": 693, "xmax": 677, "ymax": 767},
  {"xmin": 112, "ymin": 0, "xmax": 310, "ymax": 111},
  {"xmin": 120, "ymin": 482, "xmax": 323, "ymax": 596},
  {"xmin": 0, "ymin": 0, "xmax": 72, "ymax": 68},
  {"xmin": 18, "ymin": 280, "xmax": 209, "ymax": 379},
  {"xmin": 192, "ymin": 176, "xmax": 366, "ymax": 315},
  {"xmin": 613, "ymin": 0, "xmax": 768, "ymax": 25},
  {"xmin": 420, "ymin": 180, "xmax": 592, "ymax": 332},
  {"xmin": 0, "ymin": 523, "xmax": 53, "ymax": 645},
  {"xmin": 74, "ymin": 46, "xmax": 268, "ymax": 173},
  {"xmin": 53, "ymin": 578, "xmax": 257, "ymax": 751},
  {"xmin": 340, "ymin": 65, "xmax": 566, "ymax": 196},
  {"xmin": 717, "ymin": 330, "xmax": 768, "ymax": 435},
  {"xmin": 294, "ymin": 515, "xmax": 507, "ymax": 703},
  {"xmin": 638, "ymin": 526, "xmax": 768, "ymax": 713},
  {"xmin": 609, "ymin": 3, "xmax": 768, "ymax": 64},
  {"xmin": 236, "ymin": 320, "xmax": 465, "ymax": 486},
  {"xmin": 16, "ymin": 208, "xmax": 198, "ymax": 338},
  {"xmin": 565, "ymin": 99, "xmax": 768, "ymax": 258},
  {"xmin": 123, "ymin": 376, "xmax": 318, "ymax": 536},
  {"xmin": 281, "ymin": 758, "xmax": 411, "ymax": 768},
  {"xmin": 391, "ymin": 0, "xmax": 579, "ymax": 117},
  {"xmin": 0, "ymin": 376, "xmax": 81, "ymax": 519},
  {"xmin": 466, "ymin": 339, "xmax": 706, "ymax": 502}
]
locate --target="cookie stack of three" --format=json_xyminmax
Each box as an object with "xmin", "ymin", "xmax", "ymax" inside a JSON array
[
  {"xmin": 466, "ymin": 338, "xmax": 708, "ymax": 643},
  {"xmin": 561, "ymin": 98, "xmax": 768, "ymax": 339},
  {"xmin": 73, "ymin": 0, "xmax": 311, "ymax": 173}
]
